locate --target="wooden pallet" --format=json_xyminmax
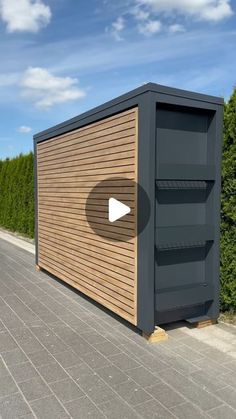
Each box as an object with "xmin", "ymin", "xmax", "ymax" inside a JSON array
[
  {"xmin": 194, "ymin": 319, "xmax": 217, "ymax": 329},
  {"xmin": 143, "ymin": 326, "xmax": 168, "ymax": 343}
]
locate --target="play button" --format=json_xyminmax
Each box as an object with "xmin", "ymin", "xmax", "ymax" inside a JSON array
[
  {"xmin": 108, "ymin": 198, "xmax": 131, "ymax": 223},
  {"xmin": 85, "ymin": 177, "xmax": 150, "ymax": 242}
]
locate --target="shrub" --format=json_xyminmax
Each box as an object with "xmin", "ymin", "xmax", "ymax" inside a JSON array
[{"xmin": 0, "ymin": 152, "xmax": 34, "ymax": 238}]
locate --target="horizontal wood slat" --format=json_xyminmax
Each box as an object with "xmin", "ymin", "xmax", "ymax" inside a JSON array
[
  {"xmin": 37, "ymin": 140, "xmax": 135, "ymax": 165},
  {"xmin": 37, "ymin": 112, "xmax": 136, "ymax": 154},
  {"xmin": 40, "ymin": 236, "xmax": 134, "ymax": 280},
  {"xmin": 38, "ymin": 230, "xmax": 134, "ymax": 264},
  {"xmin": 37, "ymin": 108, "xmax": 138, "ymax": 325}
]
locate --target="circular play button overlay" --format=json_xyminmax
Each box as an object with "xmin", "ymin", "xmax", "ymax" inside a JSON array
[{"xmin": 85, "ymin": 177, "xmax": 150, "ymax": 242}]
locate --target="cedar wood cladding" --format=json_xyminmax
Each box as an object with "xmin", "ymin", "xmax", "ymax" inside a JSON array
[{"xmin": 37, "ymin": 108, "xmax": 138, "ymax": 324}]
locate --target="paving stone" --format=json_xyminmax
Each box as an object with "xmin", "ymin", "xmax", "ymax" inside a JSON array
[
  {"xmin": 53, "ymin": 349, "xmax": 80, "ymax": 368},
  {"xmin": 194, "ymin": 358, "xmax": 231, "ymax": 377},
  {"xmin": 50, "ymin": 378, "xmax": 85, "ymax": 403},
  {"xmin": 0, "ymin": 393, "xmax": 31, "ymax": 418},
  {"xmin": 30, "ymin": 325, "xmax": 69, "ymax": 354},
  {"xmin": 9, "ymin": 361, "xmax": 39, "ymax": 383},
  {"xmin": 0, "ymin": 373, "xmax": 18, "ymax": 398},
  {"xmin": 0, "ymin": 282, "xmax": 12, "ymax": 297},
  {"xmin": 65, "ymin": 395, "xmax": 105, "ymax": 418},
  {"xmin": 158, "ymin": 368, "xmax": 222, "ymax": 411},
  {"xmin": 203, "ymin": 348, "xmax": 235, "ymax": 364},
  {"xmin": 99, "ymin": 396, "xmax": 139, "ymax": 419},
  {"xmin": 0, "ymin": 331, "xmax": 18, "ymax": 352},
  {"xmin": 163, "ymin": 354, "xmax": 199, "ymax": 374},
  {"xmin": 4, "ymin": 294, "xmax": 39, "ymax": 325},
  {"xmin": 68, "ymin": 337, "xmax": 94, "ymax": 357},
  {"xmin": 170, "ymin": 402, "xmax": 207, "ymax": 418},
  {"xmin": 50, "ymin": 324, "xmax": 80, "ymax": 343},
  {"xmin": 27, "ymin": 349, "xmax": 54, "ymax": 367},
  {"xmin": 30, "ymin": 395, "xmax": 69, "ymax": 419},
  {"xmin": 114, "ymin": 379, "xmax": 152, "ymax": 406},
  {"xmin": 138, "ymin": 353, "xmax": 168, "ymax": 373},
  {"xmin": 171, "ymin": 344, "xmax": 204, "ymax": 362},
  {"xmin": 180, "ymin": 336, "xmax": 212, "ymax": 352},
  {"xmin": 19, "ymin": 376, "xmax": 52, "ymax": 401},
  {"xmin": 190, "ymin": 370, "xmax": 228, "ymax": 392},
  {"xmin": 103, "ymin": 331, "xmax": 130, "ymax": 346},
  {"xmin": 215, "ymin": 386, "xmax": 236, "ymax": 410},
  {"xmin": 165, "ymin": 324, "xmax": 188, "ymax": 339},
  {"xmin": 0, "ymin": 304, "xmax": 24, "ymax": 330},
  {"xmin": 134, "ymin": 398, "xmax": 176, "ymax": 418},
  {"xmin": 94, "ymin": 340, "xmax": 121, "ymax": 357},
  {"xmin": 1, "ymin": 347, "xmax": 28, "ymax": 366},
  {"xmin": 10, "ymin": 328, "xmax": 44, "ymax": 355},
  {"xmin": 126, "ymin": 366, "xmax": 160, "ymax": 387},
  {"xmin": 96, "ymin": 364, "xmax": 129, "ymax": 388},
  {"xmin": 76, "ymin": 372, "xmax": 116, "ymax": 404},
  {"xmin": 66, "ymin": 362, "xmax": 93, "ymax": 380},
  {"xmin": 207, "ymin": 404, "xmax": 236, "ymax": 419},
  {"xmin": 121, "ymin": 341, "xmax": 149, "ymax": 358},
  {"xmin": 146, "ymin": 382, "xmax": 185, "ymax": 408},
  {"xmin": 81, "ymin": 331, "xmax": 107, "ymax": 345},
  {"xmin": 109, "ymin": 352, "xmax": 140, "ymax": 371},
  {"xmin": 82, "ymin": 350, "xmax": 112, "ymax": 369},
  {"xmin": 220, "ymin": 371, "xmax": 236, "ymax": 388},
  {"xmin": 0, "ymin": 358, "xmax": 9, "ymax": 378},
  {"xmin": 0, "ymin": 320, "xmax": 5, "ymax": 332},
  {"xmin": 223, "ymin": 360, "xmax": 236, "ymax": 373},
  {"xmin": 37, "ymin": 361, "xmax": 68, "ymax": 383}
]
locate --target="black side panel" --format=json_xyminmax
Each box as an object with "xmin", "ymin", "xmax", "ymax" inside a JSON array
[
  {"xmin": 155, "ymin": 103, "xmax": 221, "ymax": 323},
  {"xmin": 137, "ymin": 92, "xmax": 156, "ymax": 334}
]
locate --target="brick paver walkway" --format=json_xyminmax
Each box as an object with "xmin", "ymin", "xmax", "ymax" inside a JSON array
[{"xmin": 0, "ymin": 238, "xmax": 236, "ymax": 419}]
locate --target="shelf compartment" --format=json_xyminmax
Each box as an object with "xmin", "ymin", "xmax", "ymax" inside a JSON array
[{"xmin": 156, "ymin": 225, "xmax": 214, "ymax": 250}]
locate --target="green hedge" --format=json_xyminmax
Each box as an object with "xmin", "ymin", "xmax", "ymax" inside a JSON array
[
  {"xmin": 220, "ymin": 88, "xmax": 236, "ymax": 312},
  {"xmin": 0, "ymin": 90, "xmax": 235, "ymax": 311},
  {"xmin": 0, "ymin": 152, "xmax": 34, "ymax": 238}
]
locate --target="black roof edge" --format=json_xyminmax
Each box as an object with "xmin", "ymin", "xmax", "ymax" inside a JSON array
[{"xmin": 34, "ymin": 82, "xmax": 224, "ymax": 141}]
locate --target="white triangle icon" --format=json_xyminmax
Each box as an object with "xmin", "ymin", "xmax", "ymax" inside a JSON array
[{"xmin": 108, "ymin": 198, "xmax": 131, "ymax": 223}]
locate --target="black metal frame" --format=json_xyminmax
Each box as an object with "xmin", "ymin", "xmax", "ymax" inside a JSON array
[{"xmin": 34, "ymin": 83, "xmax": 223, "ymax": 334}]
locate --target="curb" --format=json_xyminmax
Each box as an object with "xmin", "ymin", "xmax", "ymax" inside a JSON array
[{"xmin": 0, "ymin": 229, "xmax": 35, "ymax": 255}]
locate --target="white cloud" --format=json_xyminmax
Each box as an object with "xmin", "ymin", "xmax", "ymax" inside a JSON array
[
  {"xmin": 110, "ymin": 16, "xmax": 125, "ymax": 41},
  {"xmin": 21, "ymin": 67, "xmax": 86, "ymax": 109},
  {"xmin": 0, "ymin": 0, "xmax": 51, "ymax": 33},
  {"xmin": 139, "ymin": 19, "xmax": 162, "ymax": 35},
  {"xmin": 18, "ymin": 126, "xmax": 32, "ymax": 133},
  {"xmin": 132, "ymin": 7, "xmax": 150, "ymax": 21},
  {"xmin": 136, "ymin": 0, "xmax": 233, "ymax": 22},
  {"xmin": 169, "ymin": 23, "xmax": 185, "ymax": 33}
]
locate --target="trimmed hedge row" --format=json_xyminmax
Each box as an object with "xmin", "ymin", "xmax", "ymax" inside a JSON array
[
  {"xmin": 0, "ymin": 152, "xmax": 34, "ymax": 238},
  {"xmin": 220, "ymin": 88, "xmax": 236, "ymax": 312},
  {"xmin": 0, "ymin": 89, "xmax": 235, "ymax": 310}
]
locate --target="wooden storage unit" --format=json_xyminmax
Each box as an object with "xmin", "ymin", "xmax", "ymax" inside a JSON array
[{"xmin": 35, "ymin": 83, "xmax": 223, "ymax": 334}]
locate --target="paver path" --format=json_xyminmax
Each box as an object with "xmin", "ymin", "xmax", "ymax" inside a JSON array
[{"xmin": 0, "ymin": 238, "xmax": 236, "ymax": 419}]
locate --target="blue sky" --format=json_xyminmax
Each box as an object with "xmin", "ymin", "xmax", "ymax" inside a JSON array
[{"xmin": 0, "ymin": 0, "xmax": 235, "ymax": 159}]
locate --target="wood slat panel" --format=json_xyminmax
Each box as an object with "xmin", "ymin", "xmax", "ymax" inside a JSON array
[
  {"xmin": 37, "ymin": 110, "xmax": 136, "ymax": 154},
  {"xmin": 38, "ymin": 230, "xmax": 134, "ymax": 263},
  {"xmin": 37, "ymin": 140, "xmax": 135, "ymax": 165},
  {"xmin": 37, "ymin": 108, "xmax": 138, "ymax": 325},
  {"xmin": 38, "ymin": 237, "xmax": 135, "ymax": 276}
]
